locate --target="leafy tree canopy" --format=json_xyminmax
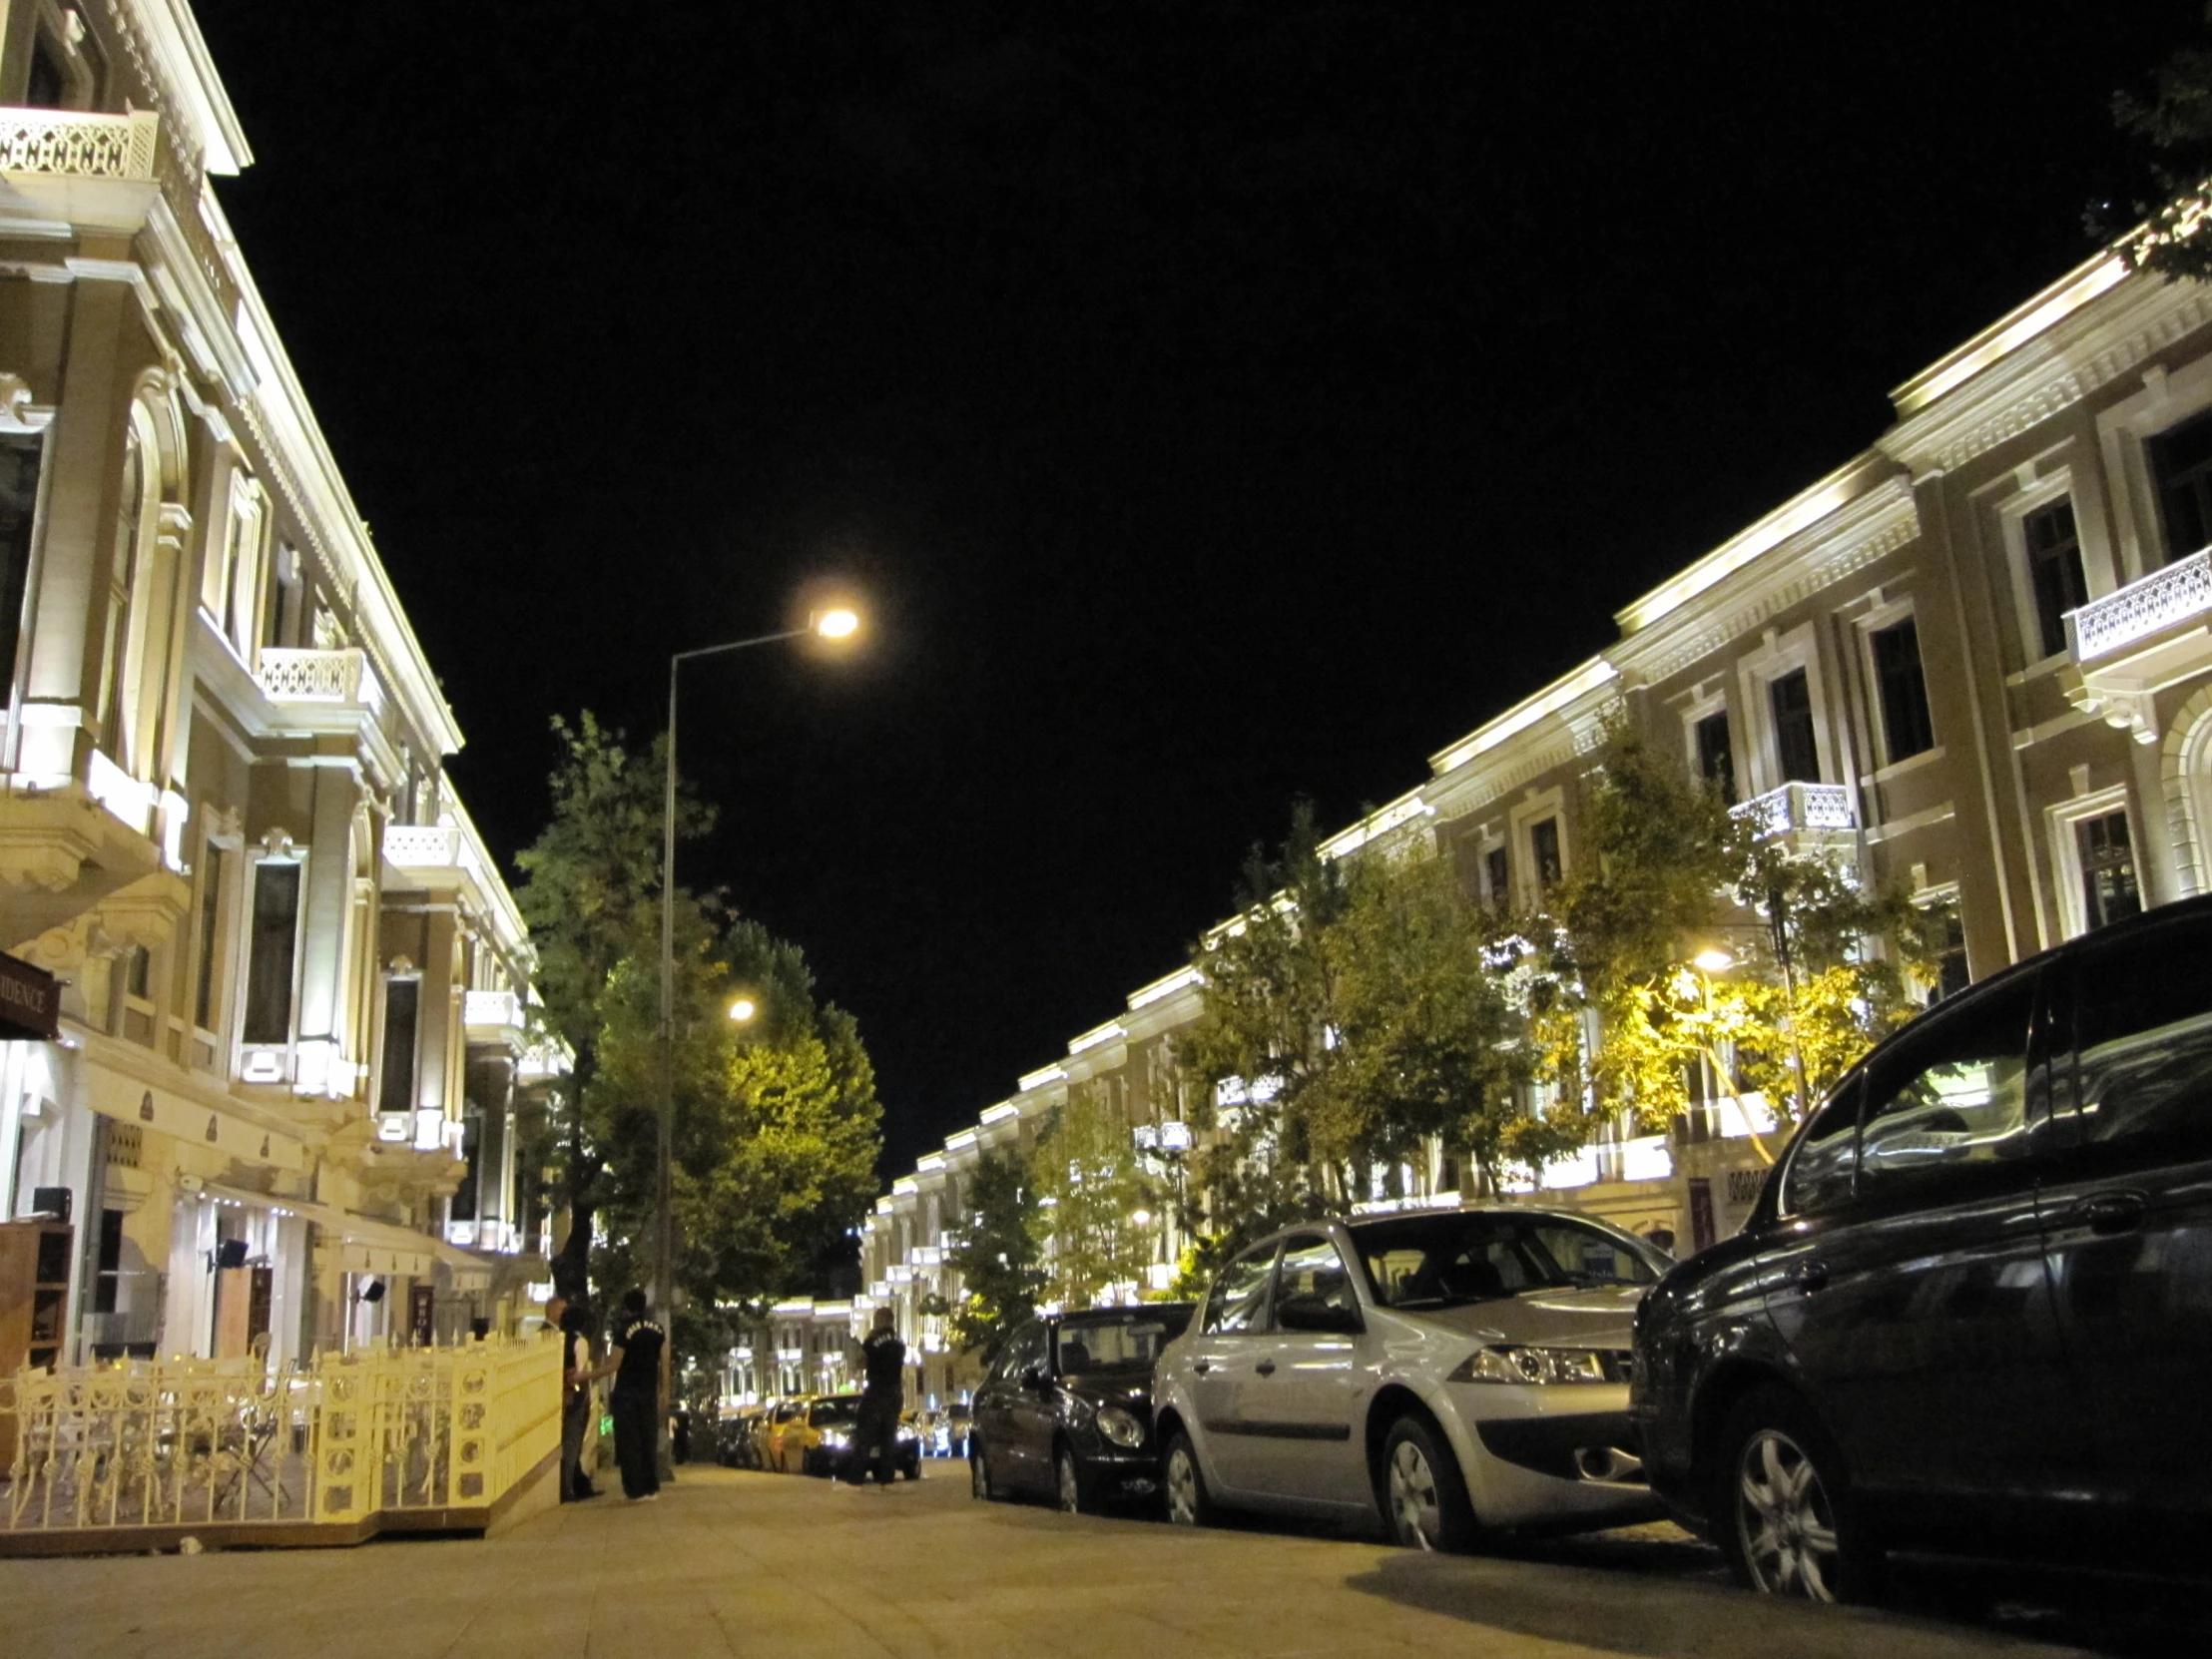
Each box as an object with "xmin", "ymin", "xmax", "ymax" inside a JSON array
[{"xmin": 944, "ymin": 1148, "xmax": 1047, "ymax": 1356}]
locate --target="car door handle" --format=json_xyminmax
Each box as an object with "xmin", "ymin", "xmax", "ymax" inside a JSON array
[
  {"xmin": 1254, "ymin": 1359, "xmax": 1276, "ymax": 1377},
  {"xmin": 1192, "ymin": 1359, "xmax": 1212, "ymax": 1375},
  {"xmin": 1792, "ymin": 1259, "xmax": 1830, "ymax": 1294},
  {"xmin": 2077, "ymin": 1191, "xmax": 2148, "ymax": 1235}
]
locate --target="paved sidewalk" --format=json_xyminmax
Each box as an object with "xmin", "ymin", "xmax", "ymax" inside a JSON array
[{"xmin": 0, "ymin": 1462, "xmax": 2103, "ymax": 1659}]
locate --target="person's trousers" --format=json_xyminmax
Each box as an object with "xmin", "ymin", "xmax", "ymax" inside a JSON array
[
  {"xmin": 560, "ymin": 1390, "xmax": 592, "ymax": 1498},
  {"xmin": 610, "ymin": 1389, "xmax": 660, "ymax": 1498},
  {"xmin": 841, "ymin": 1399, "xmax": 901, "ymax": 1484}
]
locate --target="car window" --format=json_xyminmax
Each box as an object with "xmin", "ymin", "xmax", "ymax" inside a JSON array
[
  {"xmin": 1273, "ymin": 1234, "xmax": 1359, "ymax": 1326},
  {"xmin": 2069, "ymin": 912, "xmax": 2212, "ymax": 1157},
  {"xmin": 1527, "ymin": 1221, "xmax": 1656, "ymax": 1286},
  {"xmin": 1204, "ymin": 1242, "xmax": 1276, "ymax": 1333},
  {"xmin": 1056, "ymin": 1306, "xmax": 1193, "ymax": 1371},
  {"xmin": 1860, "ymin": 972, "xmax": 2038, "ymax": 1198},
  {"xmin": 1355, "ymin": 1211, "xmax": 1662, "ymax": 1308},
  {"xmin": 993, "ymin": 1321, "xmax": 1046, "ymax": 1380},
  {"xmin": 1780, "ymin": 1075, "xmax": 1862, "ymax": 1216}
]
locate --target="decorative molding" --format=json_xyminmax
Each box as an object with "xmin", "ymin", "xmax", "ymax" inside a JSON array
[{"xmin": 2160, "ymin": 682, "xmax": 2212, "ymax": 898}]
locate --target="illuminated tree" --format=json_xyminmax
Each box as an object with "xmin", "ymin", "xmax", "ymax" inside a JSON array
[
  {"xmin": 2105, "ymin": 17, "xmax": 2212, "ymax": 280},
  {"xmin": 1030, "ymin": 1087, "xmax": 1158, "ymax": 1310},
  {"xmin": 944, "ymin": 1149, "xmax": 1047, "ymax": 1355}
]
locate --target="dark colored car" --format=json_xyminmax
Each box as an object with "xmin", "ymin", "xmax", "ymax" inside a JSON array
[
  {"xmin": 798, "ymin": 1394, "xmax": 922, "ymax": 1480},
  {"xmin": 1632, "ymin": 894, "xmax": 2212, "ymax": 1601},
  {"xmin": 969, "ymin": 1303, "xmax": 1197, "ymax": 1512}
]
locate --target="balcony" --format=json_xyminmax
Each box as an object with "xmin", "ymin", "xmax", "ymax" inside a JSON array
[
  {"xmin": 2063, "ymin": 550, "xmax": 2212, "ymax": 743},
  {"xmin": 463, "ymin": 988, "xmax": 528, "ymax": 1052},
  {"xmin": 1732, "ymin": 781, "xmax": 1856, "ymax": 840},
  {"xmin": 258, "ymin": 648, "xmax": 380, "ymax": 708},
  {"xmin": 0, "ymin": 107, "xmax": 160, "ymax": 232}
]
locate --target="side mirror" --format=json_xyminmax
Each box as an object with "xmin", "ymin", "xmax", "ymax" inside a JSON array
[{"xmin": 1276, "ymin": 1294, "xmax": 1361, "ymax": 1336}]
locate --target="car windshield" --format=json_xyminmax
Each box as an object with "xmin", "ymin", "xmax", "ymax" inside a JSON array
[
  {"xmin": 1055, "ymin": 1306, "xmax": 1194, "ymax": 1374},
  {"xmin": 1355, "ymin": 1212, "xmax": 1661, "ymax": 1310},
  {"xmin": 809, "ymin": 1398, "xmax": 857, "ymax": 1425}
]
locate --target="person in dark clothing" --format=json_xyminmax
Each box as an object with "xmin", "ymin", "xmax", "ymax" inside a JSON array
[
  {"xmin": 607, "ymin": 1288, "xmax": 669, "ymax": 1501},
  {"xmin": 841, "ymin": 1307, "xmax": 905, "ymax": 1486}
]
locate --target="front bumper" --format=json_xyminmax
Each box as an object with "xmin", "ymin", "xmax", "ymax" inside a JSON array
[
  {"xmin": 1440, "ymin": 1383, "xmax": 1659, "ymax": 1531},
  {"xmin": 1077, "ymin": 1445, "xmax": 1164, "ymax": 1501}
]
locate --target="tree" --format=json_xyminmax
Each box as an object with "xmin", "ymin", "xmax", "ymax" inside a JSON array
[
  {"xmin": 512, "ymin": 713, "xmax": 711, "ymax": 1299},
  {"xmin": 588, "ymin": 907, "xmax": 882, "ymax": 1359},
  {"xmin": 1030, "ymin": 1088, "xmax": 1157, "ymax": 1310},
  {"xmin": 944, "ymin": 1149, "xmax": 1046, "ymax": 1356},
  {"xmin": 2105, "ymin": 13, "xmax": 2212, "ymax": 281}
]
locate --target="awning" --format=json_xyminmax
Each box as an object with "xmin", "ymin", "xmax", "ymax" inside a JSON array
[
  {"xmin": 204, "ymin": 1186, "xmax": 440, "ymax": 1277},
  {"xmin": 431, "ymin": 1237, "xmax": 494, "ymax": 1293}
]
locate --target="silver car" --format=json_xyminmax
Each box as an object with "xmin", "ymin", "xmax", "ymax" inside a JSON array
[{"xmin": 1152, "ymin": 1207, "xmax": 1667, "ymax": 1549}]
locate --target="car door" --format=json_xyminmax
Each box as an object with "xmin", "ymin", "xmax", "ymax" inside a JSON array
[
  {"xmin": 2037, "ymin": 907, "xmax": 2212, "ymax": 1521},
  {"xmin": 976, "ymin": 1322, "xmax": 1047, "ymax": 1488},
  {"xmin": 1181, "ymin": 1239, "xmax": 1279, "ymax": 1494},
  {"xmin": 1238, "ymin": 1231, "xmax": 1371, "ymax": 1509},
  {"xmin": 1004, "ymin": 1322, "xmax": 1063, "ymax": 1490},
  {"xmin": 1763, "ymin": 966, "xmax": 2079, "ymax": 1525}
]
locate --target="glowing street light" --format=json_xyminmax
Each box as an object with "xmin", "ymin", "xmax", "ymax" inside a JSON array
[
  {"xmin": 815, "ymin": 607, "xmax": 860, "ymax": 640},
  {"xmin": 729, "ymin": 997, "xmax": 758, "ymax": 1023},
  {"xmin": 1692, "ymin": 947, "xmax": 1736, "ymax": 975}
]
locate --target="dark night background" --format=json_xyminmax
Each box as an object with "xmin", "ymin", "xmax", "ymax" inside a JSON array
[{"xmin": 193, "ymin": 1, "xmax": 2200, "ymax": 1180}]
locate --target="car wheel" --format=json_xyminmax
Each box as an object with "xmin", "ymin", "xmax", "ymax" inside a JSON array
[
  {"xmin": 1380, "ymin": 1415, "xmax": 1476, "ymax": 1553},
  {"xmin": 971, "ymin": 1445, "xmax": 1001, "ymax": 1501},
  {"xmin": 1163, "ymin": 1431, "xmax": 1216, "ymax": 1528},
  {"xmin": 1714, "ymin": 1386, "xmax": 1881, "ymax": 1603},
  {"xmin": 1055, "ymin": 1447, "xmax": 1086, "ymax": 1515}
]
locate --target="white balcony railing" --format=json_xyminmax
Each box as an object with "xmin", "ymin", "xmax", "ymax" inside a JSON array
[
  {"xmin": 2070, "ymin": 548, "xmax": 2212, "ymax": 662},
  {"xmin": 0, "ymin": 107, "xmax": 159, "ymax": 180},
  {"xmin": 463, "ymin": 988, "xmax": 524, "ymax": 1033},
  {"xmin": 1734, "ymin": 780, "xmax": 1856, "ymax": 838},
  {"xmin": 258, "ymin": 647, "xmax": 380, "ymax": 709},
  {"xmin": 383, "ymin": 825, "xmax": 462, "ymax": 867}
]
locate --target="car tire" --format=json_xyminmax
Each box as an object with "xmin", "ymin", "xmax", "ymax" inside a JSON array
[
  {"xmin": 971, "ymin": 1445, "xmax": 1002, "ymax": 1501},
  {"xmin": 1054, "ymin": 1446, "xmax": 1087, "ymax": 1515},
  {"xmin": 1163, "ymin": 1430, "xmax": 1217, "ymax": 1528},
  {"xmin": 1379, "ymin": 1415, "xmax": 1477, "ymax": 1553},
  {"xmin": 1712, "ymin": 1385, "xmax": 1883, "ymax": 1603}
]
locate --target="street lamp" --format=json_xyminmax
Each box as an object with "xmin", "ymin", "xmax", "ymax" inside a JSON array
[
  {"xmin": 728, "ymin": 997, "xmax": 758, "ymax": 1023},
  {"xmin": 657, "ymin": 607, "xmax": 860, "ymax": 1338}
]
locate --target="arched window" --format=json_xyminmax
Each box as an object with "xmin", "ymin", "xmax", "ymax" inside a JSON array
[{"xmin": 96, "ymin": 398, "xmax": 187, "ymax": 782}]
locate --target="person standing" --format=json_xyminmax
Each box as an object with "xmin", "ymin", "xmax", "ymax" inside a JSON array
[
  {"xmin": 607, "ymin": 1288, "xmax": 669, "ymax": 1502},
  {"xmin": 842, "ymin": 1308, "xmax": 905, "ymax": 1486},
  {"xmin": 548, "ymin": 1296, "xmax": 604, "ymax": 1502}
]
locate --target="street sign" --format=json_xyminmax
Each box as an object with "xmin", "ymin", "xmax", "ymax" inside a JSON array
[{"xmin": 0, "ymin": 953, "xmax": 59, "ymax": 1042}]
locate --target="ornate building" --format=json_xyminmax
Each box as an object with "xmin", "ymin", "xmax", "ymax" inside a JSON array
[{"xmin": 2, "ymin": 1, "xmax": 559, "ymax": 1364}]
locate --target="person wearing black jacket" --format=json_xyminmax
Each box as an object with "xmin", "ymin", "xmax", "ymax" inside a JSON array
[
  {"xmin": 607, "ymin": 1288, "xmax": 669, "ymax": 1501},
  {"xmin": 841, "ymin": 1308, "xmax": 905, "ymax": 1486}
]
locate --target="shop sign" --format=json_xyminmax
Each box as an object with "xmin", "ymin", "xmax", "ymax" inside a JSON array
[{"xmin": 0, "ymin": 952, "xmax": 60, "ymax": 1042}]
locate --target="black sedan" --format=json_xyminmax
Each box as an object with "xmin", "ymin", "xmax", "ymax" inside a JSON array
[{"xmin": 969, "ymin": 1303, "xmax": 1196, "ymax": 1513}]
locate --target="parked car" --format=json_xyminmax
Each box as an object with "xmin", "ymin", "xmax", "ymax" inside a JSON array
[
  {"xmin": 969, "ymin": 1303, "xmax": 1197, "ymax": 1512},
  {"xmin": 944, "ymin": 1400, "xmax": 972, "ymax": 1458},
  {"xmin": 1153, "ymin": 1213, "xmax": 1664, "ymax": 1548},
  {"xmin": 756, "ymin": 1396, "xmax": 811, "ymax": 1471},
  {"xmin": 1631, "ymin": 894, "xmax": 2212, "ymax": 1601},
  {"xmin": 717, "ymin": 1404, "xmax": 768, "ymax": 1468},
  {"xmin": 787, "ymin": 1394, "xmax": 923, "ymax": 1480}
]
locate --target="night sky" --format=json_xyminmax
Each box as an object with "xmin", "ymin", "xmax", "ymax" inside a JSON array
[{"xmin": 194, "ymin": 1, "xmax": 2199, "ymax": 1178}]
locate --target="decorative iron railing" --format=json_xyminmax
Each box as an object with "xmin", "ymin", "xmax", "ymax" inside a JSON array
[
  {"xmin": 1733, "ymin": 780, "xmax": 1856, "ymax": 838},
  {"xmin": 383, "ymin": 825, "xmax": 462, "ymax": 867},
  {"xmin": 257, "ymin": 647, "xmax": 372, "ymax": 706},
  {"xmin": 0, "ymin": 109, "xmax": 159, "ymax": 180},
  {"xmin": 0, "ymin": 1336, "xmax": 557, "ymax": 1546},
  {"xmin": 2070, "ymin": 548, "xmax": 2212, "ymax": 662}
]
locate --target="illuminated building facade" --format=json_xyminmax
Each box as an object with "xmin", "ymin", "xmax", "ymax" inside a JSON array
[
  {"xmin": 862, "ymin": 245, "xmax": 2212, "ymax": 1373},
  {"xmin": 0, "ymin": 1, "xmax": 560, "ymax": 1364}
]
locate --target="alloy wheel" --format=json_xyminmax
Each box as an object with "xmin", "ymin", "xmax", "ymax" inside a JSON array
[
  {"xmin": 1165, "ymin": 1444, "xmax": 1201, "ymax": 1526},
  {"xmin": 1733, "ymin": 1427, "xmax": 1841, "ymax": 1601},
  {"xmin": 1057, "ymin": 1451, "xmax": 1082, "ymax": 1514},
  {"xmin": 1387, "ymin": 1438, "xmax": 1442, "ymax": 1550}
]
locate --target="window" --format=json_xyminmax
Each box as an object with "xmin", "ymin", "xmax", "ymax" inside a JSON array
[
  {"xmin": 2069, "ymin": 912, "xmax": 2212, "ymax": 1157},
  {"xmin": 1931, "ymin": 904, "xmax": 1969, "ymax": 1004},
  {"xmin": 1483, "ymin": 844, "xmax": 1508, "ymax": 907},
  {"xmin": 1695, "ymin": 710, "xmax": 1736, "ymax": 803},
  {"xmin": 2022, "ymin": 500, "xmax": 2089, "ymax": 661},
  {"xmin": 26, "ymin": 34, "xmax": 67, "ymax": 108},
  {"xmin": 1528, "ymin": 818, "xmax": 1563, "ymax": 889},
  {"xmin": 992, "ymin": 1320, "xmax": 1047, "ymax": 1379},
  {"xmin": 1272, "ymin": 1234, "xmax": 1359, "ymax": 1329},
  {"xmin": 1203, "ymin": 1241, "xmax": 1275, "ymax": 1334},
  {"xmin": 1859, "ymin": 972, "xmax": 2038, "ymax": 1198},
  {"xmin": 2075, "ymin": 810, "xmax": 2141, "ymax": 932},
  {"xmin": 1780, "ymin": 1076, "xmax": 1862, "ymax": 1216},
  {"xmin": 2150, "ymin": 408, "xmax": 2212, "ymax": 564},
  {"xmin": 379, "ymin": 978, "xmax": 420, "ymax": 1114},
  {"xmin": 1355, "ymin": 1211, "xmax": 1659, "ymax": 1308},
  {"xmin": 91, "ymin": 1209, "xmax": 123, "ymax": 1316},
  {"xmin": 96, "ymin": 431, "xmax": 146, "ymax": 763},
  {"xmin": 124, "ymin": 945, "xmax": 150, "ymax": 1001},
  {"xmin": 1769, "ymin": 668, "xmax": 1821, "ymax": 783},
  {"xmin": 194, "ymin": 843, "xmax": 225, "ymax": 1031},
  {"xmin": 242, "ymin": 860, "xmax": 300, "ymax": 1045},
  {"xmin": 1, "ymin": 434, "xmax": 42, "ymax": 684},
  {"xmin": 1870, "ymin": 616, "xmax": 1936, "ymax": 763}
]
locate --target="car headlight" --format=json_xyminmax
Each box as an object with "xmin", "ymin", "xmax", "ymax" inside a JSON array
[
  {"xmin": 1447, "ymin": 1345, "xmax": 1626, "ymax": 1384},
  {"xmin": 818, "ymin": 1428, "xmax": 848, "ymax": 1447},
  {"xmin": 1095, "ymin": 1405, "xmax": 1145, "ymax": 1448},
  {"xmin": 895, "ymin": 1423, "xmax": 917, "ymax": 1442}
]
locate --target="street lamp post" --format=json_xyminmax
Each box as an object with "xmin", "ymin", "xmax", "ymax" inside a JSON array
[{"xmin": 655, "ymin": 609, "xmax": 858, "ymax": 1339}]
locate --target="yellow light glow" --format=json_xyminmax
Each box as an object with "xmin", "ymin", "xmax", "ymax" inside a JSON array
[
  {"xmin": 1131, "ymin": 1210, "xmax": 1153, "ymax": 1228},
  {"xmin": 1692, "ymin": 949, "xmax": 1736, "ymax": 974},
  {"xmin": 729, "ymin": 998, "xmax": 758, "ymax": 1022},
  {"xmin": 815, "ymin": 608, "xmax": 860, "ymax": 640}
]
